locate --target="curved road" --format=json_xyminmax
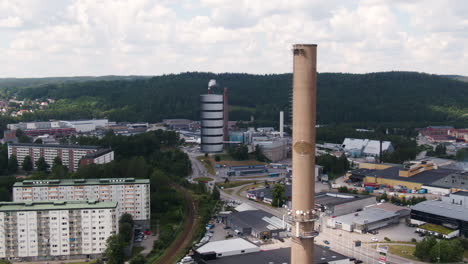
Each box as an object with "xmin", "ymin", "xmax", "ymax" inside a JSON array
[{"xmin": 155, "ymin": 185, "xmax": 196, "ymax": 264}]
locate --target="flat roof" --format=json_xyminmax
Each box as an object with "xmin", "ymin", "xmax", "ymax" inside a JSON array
[
  {"xmin": 452, "ymin": 191, "xmax": 468, "ymax": 197},
  {"xmin": 9, "ymin": 143, "xmax": 99, "ymax": 150},
  {"xmin": 315, "ymin": 192, "xmax": 374, "ymax": 206},
  {"xmin": 365, "ymin": 166, "xmax": 458, "ymax": 185},
  {"xmin": 204, "ymin": 246, "xmax": 348, "ymax": 264},
  {"xmin": 228, "ymin": 210, "xmax": 285, "ymax": 232},
  {"xmin": 411, "ymin": 200, "xmax": 468, "ymax": 222},
  {"xmin": 14, "ymin": 178, "xmax": 150, "ymax": 187},
  {"xmin": 333, "ymin": 208, "xmax": 399, "ymax": 225},
  {"xmin": 0, "ymin": 200, "xmax": 117, "ymax": 212},
  {"xmin": 196, "ymin": 238, "xmax": 258, "ymax": 254}
]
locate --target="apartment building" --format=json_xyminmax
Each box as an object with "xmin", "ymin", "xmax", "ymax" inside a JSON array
[
  {"xmin": 13, "ymin": 178, "xmax": 150, "ymax": 228},
  {"xmin": 7, "ymin": 143, "xmax": 114, "ymax": 172},
  {"xmin": 0, "ymin": 200, "xmax": 117, "ymax": 261}
]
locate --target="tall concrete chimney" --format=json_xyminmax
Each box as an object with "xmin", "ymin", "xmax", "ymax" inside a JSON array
[
  {"xmin": 291, "ymin": 44, "xmax": 319, "ymax": 264},
  {"xmin": 223, "ymin": 87, "xmax": 229, "ymax": 142},
  {"xmin": 279, "ymin": 111, "xmax": 284, "ymax": 138}
]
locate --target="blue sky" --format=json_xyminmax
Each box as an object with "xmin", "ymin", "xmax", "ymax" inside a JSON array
[{"xmin": 0, "ymin": 0, "xmax": 467, "ymax": 77}]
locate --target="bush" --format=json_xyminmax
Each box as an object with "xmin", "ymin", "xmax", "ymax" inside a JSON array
[
  {"xmin": 411, "ymin": 238, "xmax": 417, "ymax": 243},
  {"xmin": 384, "ymin": 237, "xmax": 391, "ymax": 242},
  {"xmin": 214, "ymin": 155, "xmax": 221, "ymax": 162}
]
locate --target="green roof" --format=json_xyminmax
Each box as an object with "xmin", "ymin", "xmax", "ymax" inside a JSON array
[
  {"xmin": 14, "ymin": 178, "xmax": 150, "ymax": 187},
  {"xmin": 0, "ymin": 200, "xmax": 117, "ymax": 212}
]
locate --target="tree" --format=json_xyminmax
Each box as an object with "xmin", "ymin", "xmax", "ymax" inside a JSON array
[
  {"xmin": 212, "ymin": 186, "xmax": 220, "ymax": 200},
  {"xmin": 271, "ymin": 184, "xmax": 285, "ymax": 207},
  {"xmin": 35, "ymin": 156, "xmax": 50, "ymax": 172},
  {"xmin": 8, "ymin": 154, "xmax": 18, "ymax": 174},
  {"xmin": 456, "ymin": 148, "xmax": 468, "ymax": 161},
  {"xmin": 16, "ymin": 129, "xmax": 32, "ymax": 143},
  {"xmin": 22, "ymin": 155, "xmax": 33, "ymax": 172},
  {"xmin": 52, "ymin": 156, "xmax": 63, "ymax": 167},
  {"xmin": 0, "ymin": 187, "xmax": 10, "ymax": 201},
  {"xmin": 434, "ymin": 144, "xmax": 447, "ymax": 156},
  {"xmin": 414, "ymin": 236, "xmax": 437, "ymax": 262},
  {"xmin": 130, "ymin": 254, "xmax": 146, "ymax": 264},
  {"xmin": 253, "ymin": 145, "xmax": 269, "ymax": 162},
  {"xmin": 34, "ymin": 138, "xmax": 43, "ymax": 144},
  {"xmin": 214, "ymin": 155, "xmax": 221, "ymax": 162},
  {"xmin": 104, "ymin": 235, "xmax": 126, "ymax": 264}
]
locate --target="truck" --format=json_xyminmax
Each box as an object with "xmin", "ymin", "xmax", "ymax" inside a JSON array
[{"xmin": 268, "ymin": 172, "xmax": 280, "ymax": 177}]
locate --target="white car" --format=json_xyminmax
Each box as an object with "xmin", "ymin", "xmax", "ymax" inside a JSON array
[{"xmin": 371, "ymin": 237, "xmax": 378, "ymax": 242}]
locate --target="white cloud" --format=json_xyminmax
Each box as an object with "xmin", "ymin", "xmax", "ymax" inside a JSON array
[{"xmin": 0, "ymin": 0, "xmax": 467, "ymax": 77}]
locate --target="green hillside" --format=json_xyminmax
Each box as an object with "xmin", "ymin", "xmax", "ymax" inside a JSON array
[{"xmin": 4, "ymin": 71, "xmax": 468, "ymax": 126}]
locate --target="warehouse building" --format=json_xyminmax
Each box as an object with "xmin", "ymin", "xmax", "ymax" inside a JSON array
[
  {"xmin": 7, "ymin": 121, "xmax": 76, "ymax": 137},
  {"xmin": 342, "ymin": 138, "xmax": 394, "ymax": 158},
  {"xmin": 363, "ymin": 160, "xmax": 460, "ymax": 190},
  {"xmin": 13, "ymin": 178, "xmax": 150, "ymax": 228},
  {"xmin": 411, "ymin": 192, "xmax": 468, "ymax": 236},
  {"xmin": 8, "ymin": 143, "xmax": 114, "ymax": 172},
  {"xmin": 0, "ymin": 200, "xmax": 117, "ymax": 261},
  {"xmin": 195, "ymin": 244, "xmax": 349, "ymax": 264},
  {"xmin": 327, "ymin": 203, "xmax": 410, "ymax": 233},
  {"xmin": 226, "ymin": 209, "xmax": 289, "ymax": 239}
]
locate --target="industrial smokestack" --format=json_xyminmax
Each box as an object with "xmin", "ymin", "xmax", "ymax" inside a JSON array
[
  {"xmin": 223, "ymin": 87, "xmax": 229, "ymax": 142},
  {"xmin": 291, "ymin": 44, "xmax": 318, "ymax": 264},
  {"xmin": 279, "ymin": 111, "xmax": 284, "ymax": 138}
]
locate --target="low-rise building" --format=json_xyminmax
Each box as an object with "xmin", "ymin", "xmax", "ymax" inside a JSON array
[
  {"xmin": 8, "ymin": 143, "xmax": 114, "ymax": 172},
  {"xmin": 342, "ymin": 138, "xmax": 394, "ymax": 158},
  {"xmin": 411, "ymin": 191, "xmax": 468, "ymax": 236},
  {"xmin": 327, "ymin": 203, "xmax": 410, "ymax": 233},
  {"xmin": 195, "ymin": 238, "xmax": 259, "ymax": 259},
  {"xmin": 0, "ymin": 200, "xmax": 117, "ymax": 261},
  {"xmin": 195, "ymin": 245, "xmax": 349, "ymax": 264},
  {"xmin": 13, "ymin": 178, "xmax": 150, "ymax": 228},
  {"xmin": 226, "ymin": 210, "xmax": 289, "ymax": 239}
]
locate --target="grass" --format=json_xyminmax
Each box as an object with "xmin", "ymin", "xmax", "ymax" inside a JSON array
[
  {"xmin": 132, "ymin": 246, "xmax": 144, "ymax": 257},
  {"xmin": 236, "ymin": 183, "xmax": 265, "ymax": 197},
  {"xmin": 193, "ymin": 177, "xmax": 214, "ymax": 182},
  {"xmin": 68, "ymin": 261, "xmax": 98, "ymax": 264},
  {"xmin": 196, "ymin": 156, "xmax": 216, "ymax": 175},
  {"xmin": 419, "ymin": 223, "xmax": 454, "ymax": 235},
  {"xmin": 464, "ymin": 250, "xmax": 468, "ymax": 259},
  {"xmin": 224, "ymin": 189, "xmax": 234, "ymax": 195},
  {"xmin": 387, "ymin": 245, "xmax": 418, "ymax": 261},
  {"xmin": 216, "ymin": 180, "xmax": 258, "ymax": 189},
  {"xmin": 211, "ymin": 153, "xmax": 266, "ymax": 166}
]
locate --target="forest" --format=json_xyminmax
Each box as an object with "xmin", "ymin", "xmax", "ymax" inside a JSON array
[{"xmin": 2, "ymin": 71, "xmax": 467, "ymax": 127}]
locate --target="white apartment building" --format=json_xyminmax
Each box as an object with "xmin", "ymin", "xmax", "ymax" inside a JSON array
[
  {"xmin": 13, "ymin": 178, "xmax": 150, "ymax": 228},
  {"xmin": 7, "ymin": 143, "xmax": 114, "ymax": 171},
  {"xmin": 0, "ymin": 200, "xmax": 117, "ymax": 261}
]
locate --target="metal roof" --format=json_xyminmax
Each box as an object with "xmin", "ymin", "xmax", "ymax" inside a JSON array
[
  {"xmin": 411, "ymin": 200, "xmax": 468, "ymax": 222},
  {"xmin": 0, "ymin": 200, "xmax": 117, "ymax": 212},
  {"xmin": 332, "ymin": 208, "xmax": 399, "ymax": 225},
  {"xmin": 204, "ymin": 246, "xmax": 348, "ymax": 264},
  {"xmin": 14, "ymin": 178, "xmax": 149, "ymax": 187},
  {"xmin": 365, "ymin": 166, "xmax": 458, "ymax": 185},
  {"xmin": 228, "ymin": 210, "xmax": 286, "ymax": 233},
  {"xmin": 196, "ymin": 238, "xmax": 259, "ymax": 254}
]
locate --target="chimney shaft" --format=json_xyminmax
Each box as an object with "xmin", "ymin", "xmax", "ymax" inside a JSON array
[
  {"xmin": 279, "ymin": 111, "xmax": 284, "ymax": 138},
  {"xmin": 291, "ymin": 44, "xmax": 318, "ymax": 264},
  {"xmin": 223, "ymin": 88, "xmax": 229, "ymax": 142}
]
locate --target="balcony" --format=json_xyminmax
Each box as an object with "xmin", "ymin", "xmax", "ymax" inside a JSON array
[{"xmin": 292, "ymin": 230, "xmax": 319, "ymax": 240}]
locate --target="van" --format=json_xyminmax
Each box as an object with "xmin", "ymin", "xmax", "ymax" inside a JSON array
[{"xmin": 234, "ymin": 229, "xmax": 242, "ymax": 235}]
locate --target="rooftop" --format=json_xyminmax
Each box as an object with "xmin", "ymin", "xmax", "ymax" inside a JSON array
[
  {"xmin": 196, "ymin": 238, "xmax": 258, "ymax": 254},
  {"xmin": 9, "ymin": 143, "xmax": 99, "ymax": 150},
  {"xmin": 228, "ymin": 210, "xmax": 286, "ymax": 232},
  {"xmin": 365, "ymin": 166, "xmax": 458, "ymax": 185},
  {"xmin": 315, "ymin": 192, "xmax": 374, "ymax": 206},
  {"xmin": 0, "ymin": 200, "xmax": 117, "ymax": 212},
  {"xmin": 452, "ymin": 191, "xmax": 468, "ymax": 197},
  {"xmin": 83, "ymin": 148, "xmax": 113, "ymax": 159},
  {"xmin": 204, "ymin": 246, "xmax": 348, "ymax": 264},
  {"xmin": 332, "ymin": 207, "xmax": 399, "ymax": 225},
  {"xmin": 14, "ymin": 178, "xmax": 150, "ymax": 187},
  {"xmin": 411, "ymin": 200, "xmax": 468, "ymax": 222}
]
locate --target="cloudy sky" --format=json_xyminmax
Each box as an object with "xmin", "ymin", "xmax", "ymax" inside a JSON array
[{"xmin": 1, "ymin": 0, "xmax": 467, "ymax": 77}]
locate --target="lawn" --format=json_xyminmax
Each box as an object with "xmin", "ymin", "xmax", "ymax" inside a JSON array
[
  {"xmin": 387, "ymin": 245, "xmax": 418, "ymax": 261},
  {"xmin": 419, "ymin": 223, "xmax": 454, "ymax": 235},
  {"xmin": 210, "ymin": 153, "xmax": 266, "ymax": 166},
  {"xmin": 193, "ymin": 177, "xmax": 214, "ymax": 182}
]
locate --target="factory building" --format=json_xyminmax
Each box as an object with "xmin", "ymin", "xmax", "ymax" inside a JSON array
[
  {"xmin": 6, "ymin": 121, "xmax": 76, "ymax": 137},
  {"xmin": 13, "ymin": 178, "xmax": 150, "ymax": 228},
  {"xmin": 8, "ymin": 143, "xmax": 114, "ymax": 172},
  {"xmin": 225, "ymin": 209, "xmax": 289, "ymax": 239},
  {"xmin": 342, "ymin": 138, "xmax": 394, "ymax": 158},
  {"xmin": 79, "ymin": 148, "xmax": 114, "ymax": 167},
  {"xmin": 195, "ymin": 245, "xmax": 349, "ymax": 264},
  {"xmin": 327, "ymin": 203, "xmax": 410, "ymax": 233},
  {"xmin": 255, "ymin": 138, "xmax": 289, "ymax": 162},
  {"xmin": 0, "ymin": 200, "xmax": 117, "ymax": 261},
  {"xmin": 200, "ymin": 80, "xmax": 224, "ymax": 153},
  {"xmin": 411, "ymin": 193, "xmax": 468, "ymax": 237}
]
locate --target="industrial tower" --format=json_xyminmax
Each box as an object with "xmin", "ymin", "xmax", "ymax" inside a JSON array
[{"xmin": 291, "ymin": 44, "xmax": 319, "ymax": 263}]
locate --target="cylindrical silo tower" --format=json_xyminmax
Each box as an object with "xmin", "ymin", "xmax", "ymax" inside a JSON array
[{"xmin": 200, "ymin": 93, "xmax": 224, "ymax": 153}]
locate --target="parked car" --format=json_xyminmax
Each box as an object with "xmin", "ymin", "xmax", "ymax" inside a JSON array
[
  {"xmin": 323, "ymin": 240, "xmax": 330, "ymax": 245},
  {"xmin": 371, "ymin": 237, "xmax": 378, "ymax": 242}
]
